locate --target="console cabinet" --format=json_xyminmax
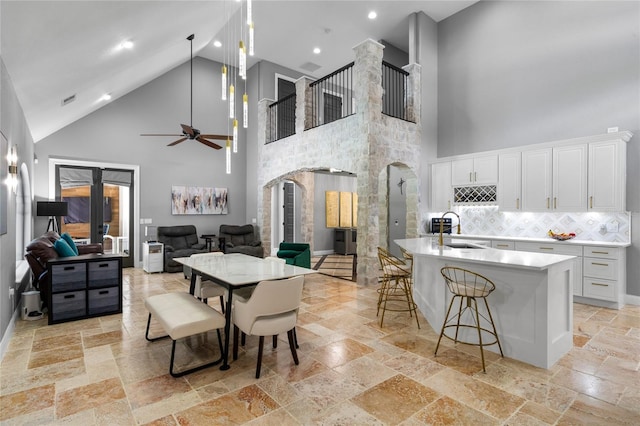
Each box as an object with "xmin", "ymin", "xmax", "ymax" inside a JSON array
[{"xmin": 48, "ymin": 254, "xmax": 122, "ymax": 324}]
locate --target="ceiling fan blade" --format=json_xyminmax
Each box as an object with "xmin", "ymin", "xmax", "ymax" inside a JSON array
[
  {"xmin": 167, "ymin": 137, "xmax": 188, "ymax": 146},
  {"xmin": 199, "ymin": 134, "xmax": 233, "ymax": 140},
  {"xmin": 196, "ymin": 136, "xmax": 223, "ymax": 150},
  {"xmin": 181, "ymin": 124, "xmax": 195, "ymax": 137},
  {"xmin": 141, "ymin": 133, "xmax": 183, "ymax": 136}
]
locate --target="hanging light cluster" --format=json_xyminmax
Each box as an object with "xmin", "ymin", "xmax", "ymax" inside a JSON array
[{"xmin": 221, "ymin": 0, "xmax": 254, "ymax": 174}]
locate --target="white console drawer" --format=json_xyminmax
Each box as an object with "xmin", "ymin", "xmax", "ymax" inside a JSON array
[
  {"xmin": 583, "ymin": 278, "xmax": 616, "ymax": 301},
  {"xmin": 492, "ymin": 241, "xmax": 515, "ymax": 250},
  {"xmin": 583, "ymin": 246, "xmax": 618, "ymax": 259},
  {"xmin": 584, "ymin": 258, "xmax": 617, "ymax": 280}
]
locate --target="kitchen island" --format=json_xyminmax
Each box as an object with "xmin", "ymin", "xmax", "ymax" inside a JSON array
[{"xmin": 395, "ymin": 237, "xmax": 576, "ymax": 369}]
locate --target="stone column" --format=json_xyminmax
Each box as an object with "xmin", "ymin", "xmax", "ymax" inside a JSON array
[
  {"xmin": 295, "ymin": 77, "xmax": 314, "ymax": 133},
  {"xmin": 257, "ymin": 98, "xmax": 272, "ymax": 249}
]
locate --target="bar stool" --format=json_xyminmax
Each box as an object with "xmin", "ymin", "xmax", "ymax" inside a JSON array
[
  {"xmin": 376, "ymin": 247, "xmax": 420, "ymax": 329},
  {"xmin": 435, "ymin": 266, "xmax": 503, "ymax": 372}
]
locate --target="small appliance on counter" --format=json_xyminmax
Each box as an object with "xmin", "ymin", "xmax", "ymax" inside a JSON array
[{"xmin": 431, "ymin": 217, "xmax": 452, "ymax": 234}]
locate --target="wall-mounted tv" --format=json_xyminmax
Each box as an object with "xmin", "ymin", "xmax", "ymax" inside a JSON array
[{"xmin": 63, "ymin": 197, "xmax": 112, "ymax": 224}]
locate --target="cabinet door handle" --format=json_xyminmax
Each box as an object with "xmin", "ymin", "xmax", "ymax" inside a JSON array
[
  {"xmin": 591, "ymin": 262, "xmax": 608, "ymax": 267},
  {"xmin": 592, "ymin": 251, "xmax": 609, "ymax": 255},
  {"xmin": 98, "ymin": 263, "xmax": 109, "ymax": 268},
  {"xmin": 516, "ymin": 198, "xmax": 520, "ymax": 209},
  {"xmin": 496, "ymin": 244, "xmax": 509, "ymax": 248},
  {"xmin": 99, "ymin": 290, "xmax": 109, "ymax": 295},
  {"xmin": 474, "ymin": 172, "xmax": 477, "ymax": 182},
  {"xmin": 554, "ymin": 197, "xmax": 557, "ymax": 209},
  {"xmin": 590, "ymin": 196, "xmax": 593, "ymax": 209},
  {"xmin": 540, "ymin": 247, "xmax": 554, "ymax": 251},
  {"xmin": 591, "ymin": 282, "xmax": 609, "ymax": 287},
  {"xmin": 64, "ymin": 294, "xmax": 75, "ymax": 299},
  {"xmin": 469, "ymin": 172, "xmax": 472, "ymax": 182},
  {"xmin": 64, "ymin": 266, "xmax": 75, "ymax": 271},
  {"xmin": 547, "ymin": 198, "xmax": 550, "ymax": 209}
]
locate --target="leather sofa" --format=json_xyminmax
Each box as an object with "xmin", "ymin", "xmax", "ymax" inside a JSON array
[
  {"xmin": 218, "ymin": 224, "xmax": 263, "ymax": 258},
  {"xmin": 157, "ymin": 225, "xmax": 207, "ymax": 272},
  {"xmin": 25, "ymin": 231, "xmax": 103, "ymax": 308},
  {"xmin": 276, "ymin": 242, "xmax": 311, "ymax": 268}
]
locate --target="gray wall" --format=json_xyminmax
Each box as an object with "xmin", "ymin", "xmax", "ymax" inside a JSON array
[
  {"xmin": 0, "ymin": 58, "xmax": 35, "ymax": 344},
  {"xmin": 436, "ymin": 0, "xmax": 640, "ymax": 296},
  {"xmin": 35, "ymin": 57, "xmax": 248, "ymax": 251},
  {"xmin": 313, "ymin": 172, "xmax": 357, "ymax": 253}
]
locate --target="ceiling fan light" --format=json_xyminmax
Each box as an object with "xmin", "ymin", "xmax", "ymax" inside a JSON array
[
  {"xmin": 229, "ymin": 84, "xmax": 235, "ymax": 118},
  {"xmin": 221, "ymin": 65, "xmax": 227, "ymax": 100},
  {"xmin": 232, "ymin": 119, "xmax": 238, "ymax": 153}
]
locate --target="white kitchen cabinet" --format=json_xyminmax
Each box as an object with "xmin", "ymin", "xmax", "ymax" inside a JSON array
[
  {"xmin": 588, "ymin": 140, "xmax": 626, "ymax": 212},
  {"xmin": 582, "ymin": 246, "xmax": 626, "ymax": 308},
  {"xmin": 521, "ymin": 145, "xmax": 587, "ymax": 212},
  {"xmin": 515, "ymin": 241, "xmax": 583, "ymax": 296},
  {"xmin": 498, "ymin": 152, "xmax": 521, "ymax": 211},
  {"xmin": 451, "ymin": 155, "xmax": 497, "ymax": 186},
  {"xmin": 431, "ymin": 161, "xmax": 452, "ymax": 211}
]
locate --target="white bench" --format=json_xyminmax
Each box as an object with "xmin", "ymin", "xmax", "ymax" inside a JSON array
[{"xmin": 145, "ymin": 292, "xmax": 226, "ymax": 377}]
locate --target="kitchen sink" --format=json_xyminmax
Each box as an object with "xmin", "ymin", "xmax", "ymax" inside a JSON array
[{"xmin": 445, "ymin": 243, "xmax": 485, "ymax": 249}]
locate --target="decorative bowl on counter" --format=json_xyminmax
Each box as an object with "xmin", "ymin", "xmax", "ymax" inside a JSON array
[{"xmin": 548, "ymin": 230, "xmax": 576, "ymax": 241}]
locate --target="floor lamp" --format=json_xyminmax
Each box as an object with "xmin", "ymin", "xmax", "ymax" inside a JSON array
[{"xmin": 36, "ymin": 201, "xmax": 68, "ymax": 234}]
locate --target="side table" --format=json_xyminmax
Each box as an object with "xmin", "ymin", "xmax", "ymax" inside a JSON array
[{"xmin": 200, "ymin": 234, "xmax": 217, "ymax": 252}]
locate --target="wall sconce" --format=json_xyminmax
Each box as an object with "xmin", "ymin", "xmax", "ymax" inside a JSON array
[{"xmin": 7, "ymin": 145, "xmax": 18, "ymax": 193}]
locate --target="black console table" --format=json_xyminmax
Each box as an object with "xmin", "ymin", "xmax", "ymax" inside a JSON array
[{"xmin": 47, "ymin": 254, "xmax": 123, "ymax": 325}]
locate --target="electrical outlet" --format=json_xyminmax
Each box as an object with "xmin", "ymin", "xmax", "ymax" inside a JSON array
[
  {"xmin": 606, "ymin": 223, "xmax": 619, "ymax": 233},
  {"xmin": 607, "ymin": 126, "xmax": 619, "ymax": 133}
]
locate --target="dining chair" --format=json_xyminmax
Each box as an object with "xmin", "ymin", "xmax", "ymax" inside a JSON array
[
  {"xmin": 232, "ymin": 275, "xmax": 304, "ymax": 378},
  {"xmin": 189, "ymin": 252, "xmax": 226, "ymax": 312}
]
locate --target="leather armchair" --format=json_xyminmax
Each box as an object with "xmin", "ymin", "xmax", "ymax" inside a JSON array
[
  {"xmin": 218, "ymin": 224, "xmax": 263, "ymax": 258},
  {"xmin": 25, "ymin": 231, "xmax": 103, "ymax": 308},
  {"xmin": 157, "ymin": 225, "xmax": 207, "ymax": 272}
]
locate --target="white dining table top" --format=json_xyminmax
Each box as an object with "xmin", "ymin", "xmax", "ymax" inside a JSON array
[{"xmin": 173, "ymin": 253, "xmax": 317, "ymax": 286}]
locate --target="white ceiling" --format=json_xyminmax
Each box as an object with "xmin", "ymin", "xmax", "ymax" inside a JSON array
[{"xmin": 1, "ymin": 1, "xmax": 478, "ymax": 142}]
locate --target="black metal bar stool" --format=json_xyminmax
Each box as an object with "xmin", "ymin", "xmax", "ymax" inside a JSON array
[
  {"xmin": 376, "ymin": 247, "xmax": 420, "ymax": 329},
  {"xmin": 435, "ymin": 266, "xmax": 503, "ymax": 372}
]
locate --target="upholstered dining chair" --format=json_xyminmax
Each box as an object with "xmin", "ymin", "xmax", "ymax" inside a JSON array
[
  {"xmin": 232, "ymin": 275, "xmax": 304, "ymax": 378},
  {"xmin": 189, "ymin": 252, "xmax": 226, "ymax": 312}
]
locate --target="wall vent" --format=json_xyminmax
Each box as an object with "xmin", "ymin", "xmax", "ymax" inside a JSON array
[{"xmin": 61, "ymin": 94, "xmax": 76, "ymax": 106}]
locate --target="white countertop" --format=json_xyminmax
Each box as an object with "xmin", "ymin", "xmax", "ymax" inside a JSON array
[
  {"xmin": 396, "ymin": 238, "xmax": 576, "ymax": 271},
  {"xmin": 420, "ymin": 233, "xmax": 631, "ymax": 248}
]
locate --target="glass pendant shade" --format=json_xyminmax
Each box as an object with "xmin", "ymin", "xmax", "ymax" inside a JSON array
[
  {"xmin": 226, "ymin": 139, "xmax": 231, "ymax": 174},
  {"xmin": 239, "ymin": 41, "xmax": 246, "ymax": 79},
  {"xmin": 232, "ymin": 119, "xmax": 238, "ymax": 153},
  {"xmin": 247, "ymin": 0, "xmax": 252, "ymax": 25},
  {"xmin": 249, "ymin": 23, "xmax": 254, "ymax": 56},
  {"xmin": 229, "ymin": 84, "xmax": 235, "ymax": 118},
  {"xmin": 221, "ymin": 65, "xmax": 227, "ymax": 100},
  {"xmin": 243, "ymin": 93, "xmax": 248, "ymax": 128}
]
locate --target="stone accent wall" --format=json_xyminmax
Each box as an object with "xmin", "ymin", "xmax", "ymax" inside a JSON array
[{"xmin": 257, "ymin": 39, "xmax": 422, "ymax": 286}]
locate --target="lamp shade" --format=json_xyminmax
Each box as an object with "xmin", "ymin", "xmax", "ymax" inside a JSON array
[{"xmin": 36, "ymin": 201, "xmax": 68, "ymax": 217}]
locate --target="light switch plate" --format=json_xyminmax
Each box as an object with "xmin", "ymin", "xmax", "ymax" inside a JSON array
[{"xmin": 606, "ymin": 222, "xmax": 619, "ymax": 233}]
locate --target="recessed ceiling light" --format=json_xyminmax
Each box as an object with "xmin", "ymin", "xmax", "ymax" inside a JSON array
[
  {"xmin": 119, "ymin": 40, "xmax": 134, "ymax": 50},
  {"xmin": 100, "ymin": 94, "xmax": 112, "ymax": 102},
  {"xmin": 213, "ymin": 40, "xmax": 222, "ymax": 48},
  {"xmin": 313, "ymin": 47, "xmax": 321, "ymax": 54},
  {"xmin": 368, "ymin": 11, "xmax": 377, "ymax": 20}
]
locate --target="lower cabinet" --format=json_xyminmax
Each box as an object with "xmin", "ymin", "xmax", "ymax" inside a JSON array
[
  {"xmin": 582, "ymin": 246, "xmax": 625, "ymax": 307},
  {"xmin": 48, "ymin": 254, "xmax": 122, "ymax": 325}
]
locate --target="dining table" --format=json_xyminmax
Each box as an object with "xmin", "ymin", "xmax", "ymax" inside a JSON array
[{"xmin": 173, "ymin": 253, "xmax": 317, "ymax": 370}]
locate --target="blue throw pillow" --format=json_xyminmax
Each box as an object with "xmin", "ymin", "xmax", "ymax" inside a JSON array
[
  {"xmin": 60, "ymin": 233, "xmax": 79, "ymax": 256},
  {"xmin": 54, "ymin": 238, "xmax": 76, "ymax": 257}
]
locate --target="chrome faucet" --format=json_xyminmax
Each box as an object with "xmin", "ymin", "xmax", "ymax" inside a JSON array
[{"xmin": 438, "ymin": 211, "xmax": 461, "ymax": 246}]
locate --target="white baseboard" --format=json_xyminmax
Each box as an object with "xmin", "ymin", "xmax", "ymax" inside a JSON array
[
  {"xmin": 313, "ymin": 250, "xmax": 334, "ymax": 256},
  {"xmin": 625, "ymin": 294, "xmax": 640, "ymax": 306},
  {"xmin": 0, "ymin": 308, "xmax": 19, "ymax": 364}
]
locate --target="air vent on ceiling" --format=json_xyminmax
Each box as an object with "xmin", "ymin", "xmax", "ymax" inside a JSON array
[
  {"xmin": 61, "ymin": 94, "xmax": 76, "ymax": 106},
  {"xmin": 300, "ymin": 62, "xmax": 322, "ymax": 72}
]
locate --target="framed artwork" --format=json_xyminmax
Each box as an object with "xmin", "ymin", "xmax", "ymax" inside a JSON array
[
  {"xmin": 339, "ymin": 191, "xmax": 352, "ymax": 228},
  {"xmin": 352, "ymin": 192, "xmax": 358, "ymax": 227},
  {"xmin": 325, "ymin": 191, "xmax": 339, "ymax": 228},
  {"xmin": 171, "ymin": 186, "xmax": 228, "ymax": 215}
]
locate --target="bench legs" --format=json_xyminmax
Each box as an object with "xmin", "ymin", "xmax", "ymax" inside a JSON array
[{"xmin": 145, "ymin": 313, "xmax": 224, "ymax": 377}]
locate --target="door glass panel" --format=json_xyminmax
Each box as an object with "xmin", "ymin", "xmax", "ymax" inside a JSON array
[{"xmin": 59, "ymin": 167, "xmax": 94, "ymax": 245}]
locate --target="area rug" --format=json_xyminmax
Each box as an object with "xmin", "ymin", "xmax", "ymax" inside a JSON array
[{"xmin": 311, "ymin": 254, "xmax": 357, "ymax": 282}]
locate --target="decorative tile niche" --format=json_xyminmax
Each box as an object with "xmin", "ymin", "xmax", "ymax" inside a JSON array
[{"xmin": 424, "ymin": 207, "xmax": 630, "ymax": 243}]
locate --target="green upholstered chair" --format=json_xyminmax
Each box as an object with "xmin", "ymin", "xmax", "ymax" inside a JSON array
[{"xmin": 276, "ymin": 242, "xmax": 311, "ymax": 269}]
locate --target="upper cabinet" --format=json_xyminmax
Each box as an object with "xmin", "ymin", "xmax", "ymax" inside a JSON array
[
  {"xmin": 521, "ymin": 148, "xmax": 553, "ymax": 211},
  {"xmin": 451, "ymin": 155, "xmax": 498, "ymax": 186},
  {"xmin": 498, "ymin": 152, "xmax": 521, "ymax": 211},
  {"xmin": 588, "ymin": 140, "xmax": 627, "ymax": 212},
  {"xmin": 431, "ymin": 161, "xmax": 452, "ymax": 211}
]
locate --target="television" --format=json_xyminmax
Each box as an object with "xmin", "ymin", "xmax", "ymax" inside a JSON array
[{"xmin": 62, "ymin": 197, "xmax": 112, "ymax": 223}]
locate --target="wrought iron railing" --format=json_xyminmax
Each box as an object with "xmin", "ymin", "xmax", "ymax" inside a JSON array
[
  {"xmin": 381, "ymin": 61, "xmax": 411, "ymax": 122},
  {"xmin": 307, "ymin": 62, "xmax": 355, "ymax": 130},
  {"xmin": 266, "ymin": 93, "xmax": 296, "ymax": 143}
]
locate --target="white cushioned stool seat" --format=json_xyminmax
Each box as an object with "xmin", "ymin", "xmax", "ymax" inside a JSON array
[{"xmin": 145, "ymin": 292, "xmax": 226, "ymax": 377}]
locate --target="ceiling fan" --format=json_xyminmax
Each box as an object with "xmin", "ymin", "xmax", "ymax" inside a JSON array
[{"xmin": 140, "ymin": 34, "xmax": 230, "ymax": 150}]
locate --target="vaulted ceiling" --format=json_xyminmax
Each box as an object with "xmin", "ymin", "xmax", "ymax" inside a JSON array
[{"xmin": 1, "ymin": 1, "xmax": 477, "ymax": 142}]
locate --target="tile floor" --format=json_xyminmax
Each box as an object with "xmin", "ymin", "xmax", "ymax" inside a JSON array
[{"xmin": 1, "ymin": 268, "xmax": 639, "ymax": 425}]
